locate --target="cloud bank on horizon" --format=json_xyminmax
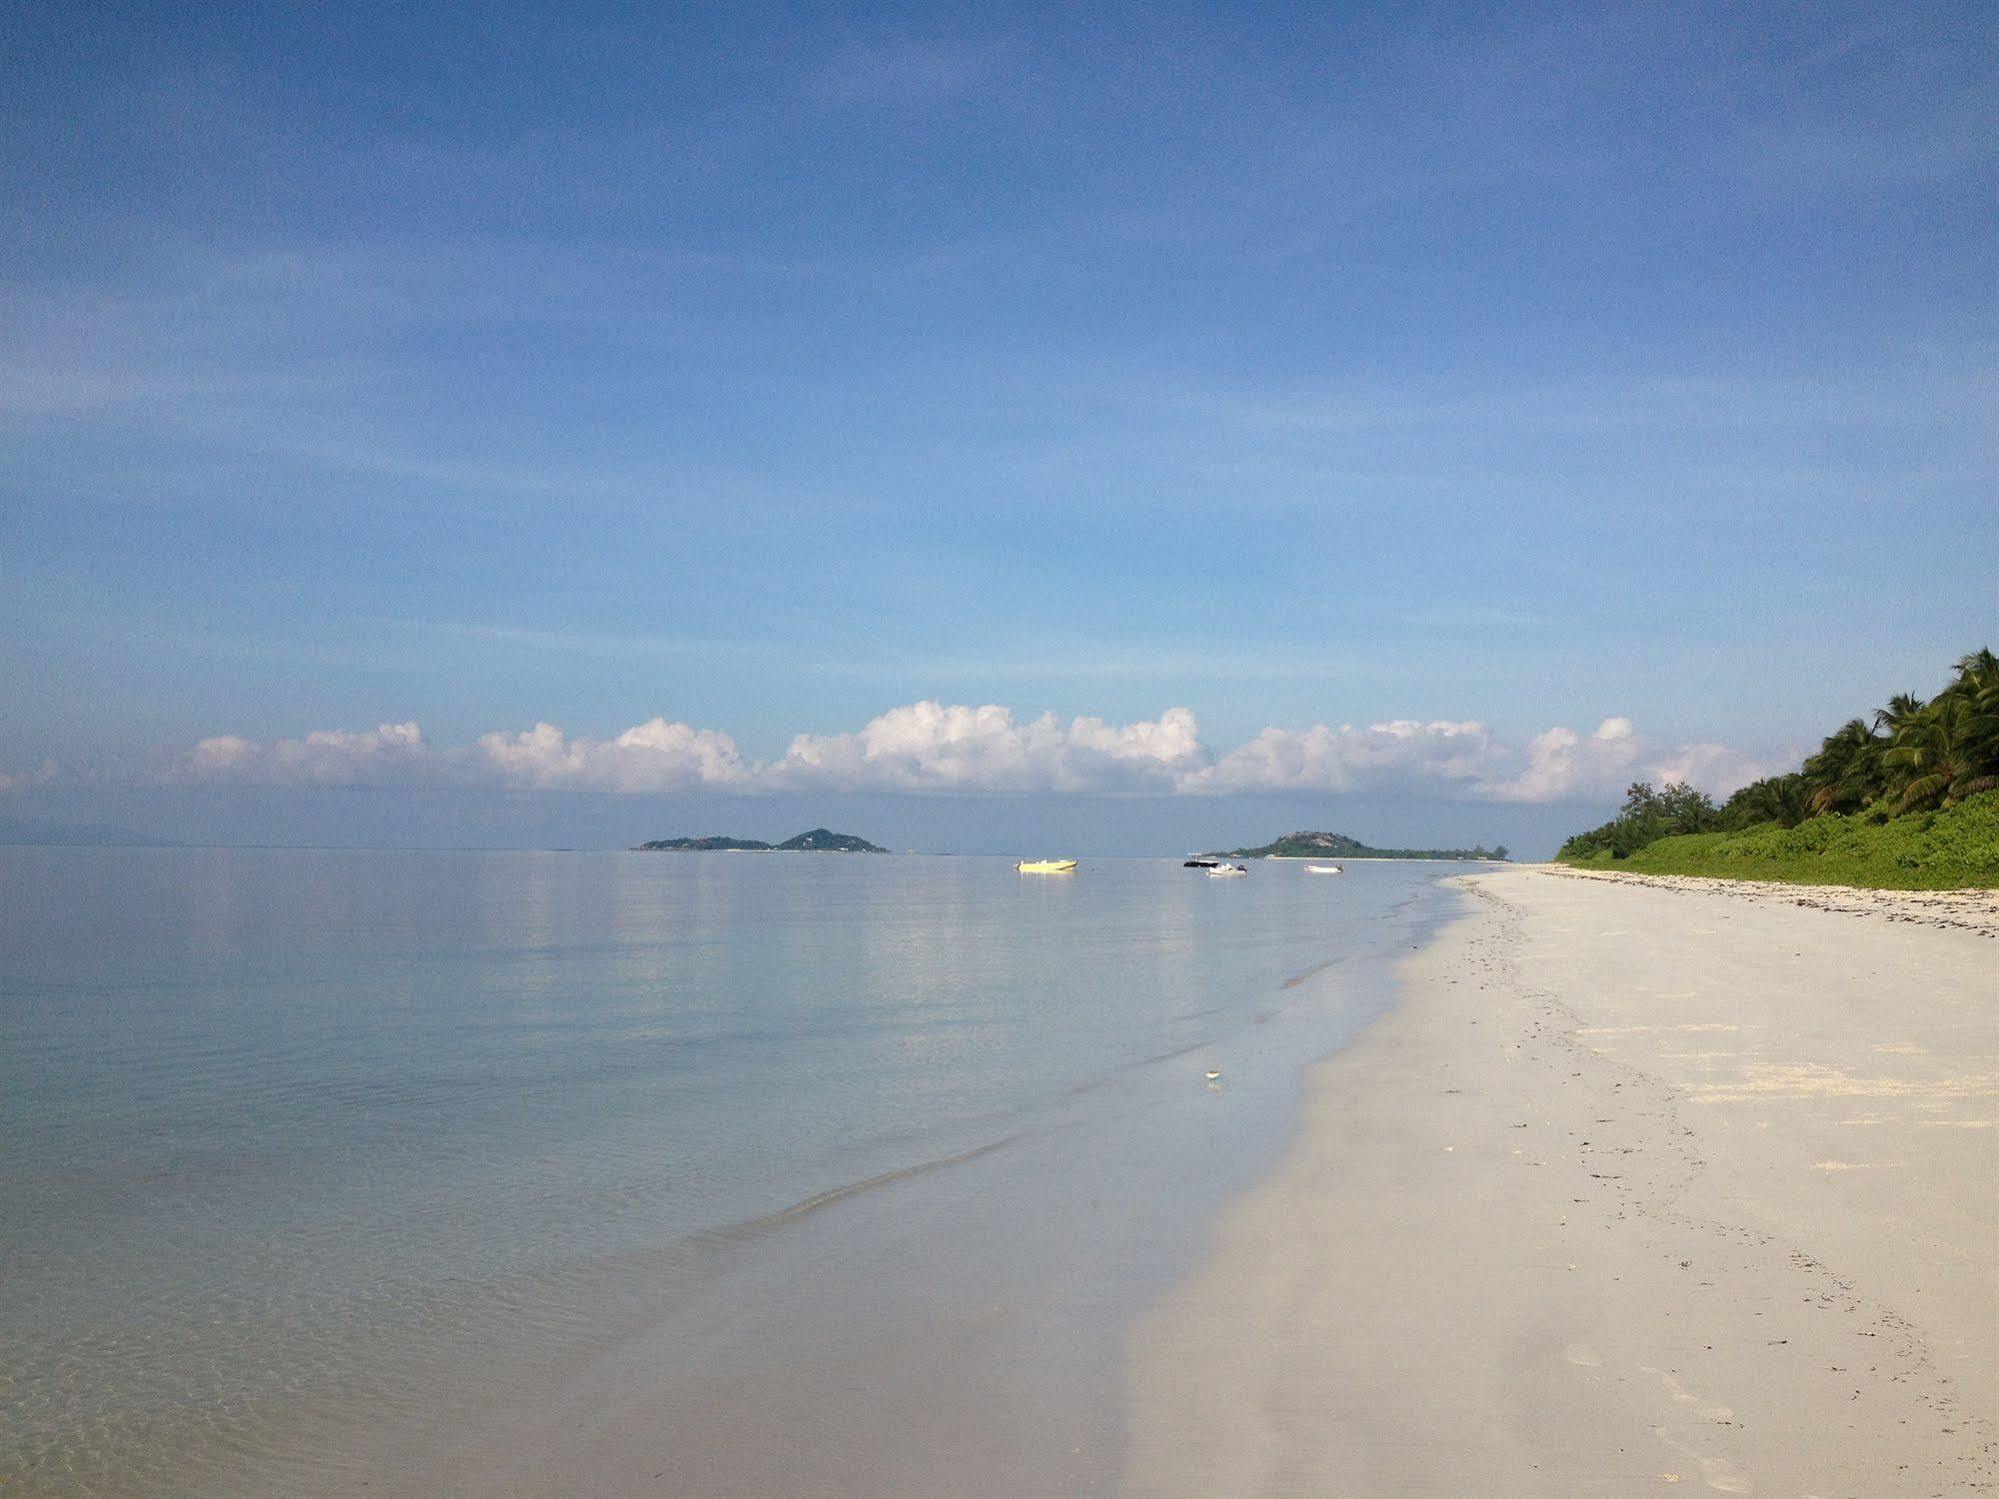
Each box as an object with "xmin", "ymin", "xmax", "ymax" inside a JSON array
[{"xmin": 155, "ymin": 702, "xmax": 1771, "ymax": 805}]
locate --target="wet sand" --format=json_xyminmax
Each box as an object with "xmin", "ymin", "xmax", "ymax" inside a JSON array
[{"xmin": 1126, "ymin": 865, "xmax": 1998, "ymax": 1497}]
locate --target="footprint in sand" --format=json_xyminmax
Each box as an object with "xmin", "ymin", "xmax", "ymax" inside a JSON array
[
  {"xmin": 1640, "ymin": 1366, "xmax": 1734, "ymax": 1421},
  {"xmin": 1652, "ymin": 1425, "xmax": 1752, "ymax": 1494},
  {"xmin": 1698, "ymin": 1455, "xmax": 1751, "ymax": 1493},
  {"xmin": 1563, "ymin": 1342, "xmax": 1603, "ymax": 1366}
]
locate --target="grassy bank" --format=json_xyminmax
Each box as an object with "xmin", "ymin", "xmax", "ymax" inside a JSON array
[{"xmin": 1560, "ymin": 791, "xmax": 1999, "ymax": 890}]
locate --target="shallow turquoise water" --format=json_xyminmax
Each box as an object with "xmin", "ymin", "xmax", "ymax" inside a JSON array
[{"xmin": 0, "ymin": 848, "xmax": 1465, "ymax": 1495}]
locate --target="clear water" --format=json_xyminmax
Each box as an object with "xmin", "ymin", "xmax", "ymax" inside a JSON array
[{"xmin": 0, "ymin": 848, "xmax": 1466, "ymax": 1496}]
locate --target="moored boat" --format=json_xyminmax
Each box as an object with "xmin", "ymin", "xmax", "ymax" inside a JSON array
[
  {"xmin": 1306, "ymin": 864, "xmax": 1344, "ymax": 875},
  {"xmin": 1016, "ymin": 859, "xmax": 1079, "ymax": 874},
  {"xmin": 1207, "ymin": 864, "xmax": 1248, "ymax": 878}
]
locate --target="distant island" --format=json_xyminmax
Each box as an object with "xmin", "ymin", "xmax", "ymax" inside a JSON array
[
  {"xmin": 1215, "ymin": 830, "xmax": 1510, "ymax": 862},
  {"xmin": 635, "ymin": 827, "xmax": 888, "ymax": 853}
]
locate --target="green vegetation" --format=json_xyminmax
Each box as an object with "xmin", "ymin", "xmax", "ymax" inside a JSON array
[
  {"xmin": 1220, "ymin": 830, "xmax": 1509, "ymax": 861},
  {"xmin": 637, "ymin": 835, "xmax": 775, "ymax": 851},
  {"xmin": 1561, "ymin": 793, "xmax": 1999, "ymax": 890},
  {"xmin": 636, "ymin": 827, "xmax": 887, "ymax": 853},
  {"xmin": 1557, "ymin": 648, "xmax": 1999, "ymax": 889},
  {"xmin": 775, "ymin": 829, "xmax": 886, "ymax": 852}
]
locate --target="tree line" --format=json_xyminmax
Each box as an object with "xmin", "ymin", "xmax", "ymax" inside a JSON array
[{"xmin": 1559, "ymin": 648, "xmax": 1999, "ymax": 862}]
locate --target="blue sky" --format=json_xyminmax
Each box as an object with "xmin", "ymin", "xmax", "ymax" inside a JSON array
[{"xmin": 2, "ymin": 1, "xmax": 1994, "ymax": 851}]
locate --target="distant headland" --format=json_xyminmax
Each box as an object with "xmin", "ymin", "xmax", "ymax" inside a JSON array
[
  {"xmin": 634, "ymin": 827, "xmax": 888, "ymax": 853},
  {"xmin": 1213, "ymin": 830, "xmax": 1510, "ymax": 862}
]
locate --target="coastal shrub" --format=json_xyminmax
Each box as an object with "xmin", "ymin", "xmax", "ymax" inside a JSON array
[
  {"xmin": 1556, "ymin": 780, "xmax": 1720, "ymax": 863},
  {"xmin": 1556, "ymin": 647, "xmax": 1999, "ymax": 889},
  {"xmin": 1717, "ymin": 773, "xmax": 1810, "ymax": 830},
  {"xmin": 1583, "ymin": 790, "xmax": 1999, "ymax": 890}
]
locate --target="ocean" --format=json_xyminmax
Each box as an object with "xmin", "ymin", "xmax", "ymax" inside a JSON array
[{"xmin": 0, "ymin": 846, "xmax": 1467, "ymax": 1496}]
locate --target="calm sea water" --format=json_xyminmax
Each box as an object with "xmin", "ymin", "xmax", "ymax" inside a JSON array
[{"xmin": 0, "ymin": 847, "xmax": 1466, "ymax": 1496}]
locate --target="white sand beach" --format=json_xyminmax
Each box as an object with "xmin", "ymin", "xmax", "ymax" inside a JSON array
[{"xmin": 1126, "ymin": 866, "xmax": 1998, "ymax": 1498}]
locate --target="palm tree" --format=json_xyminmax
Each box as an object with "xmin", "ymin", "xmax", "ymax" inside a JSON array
[
  {"xmin": 1802, "ymin": 718, "xmax": 1882, "ymax": 814},
  {"xmin": 1761, "ymin": 774, "xmax": 1810, "ymax": 827},
  {"xmin": 1873, "ymin": 692, "xmax": 1926, "ymax": 734},
  {"xmin": 1881, "ymin": 695, "xmax": 1999, "ymax": 812},
  {"xmin": 1721, "ymin": 774, "xmax": 1809, "ymax": 829},
  {"xmin": 1951, "ymin": 647, "xmax": 1998, "ymax": 691},
  {"xmin": 1951, "ymin": 649, "xmax": 1999, "ymax": 770}
]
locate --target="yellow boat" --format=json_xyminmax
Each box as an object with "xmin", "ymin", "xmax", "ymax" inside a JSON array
[{"xmin": 1016, "ymin": 859, "xmax": 1078, "ymax": 874}]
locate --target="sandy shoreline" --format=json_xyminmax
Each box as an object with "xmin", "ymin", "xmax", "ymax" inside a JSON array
[{"xmin": 1125, "ymin": 866, "xmax": 1998, "ymax": 1497}]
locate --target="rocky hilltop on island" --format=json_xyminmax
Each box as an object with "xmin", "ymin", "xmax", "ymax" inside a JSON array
[
  {"xmin": 1217, "ymin": 830, "xmax": 1510, "ymax": 861},
  {"xmin": 635, "ymin": 827, "xmax": 888, "ymax": 853}
]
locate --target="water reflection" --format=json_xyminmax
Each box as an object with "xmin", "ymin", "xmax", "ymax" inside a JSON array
[{"xmin": 0, "ymin": 847, "xmax": 1460, "ymax": 1496}]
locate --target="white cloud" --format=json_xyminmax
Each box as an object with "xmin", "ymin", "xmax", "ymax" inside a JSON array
[
  {"xmin": 1476, "ymin": 717, "xmax": 1776, "ymax": 803},
  {"xmin": 1482, "ymin": 716, "xmax": 1642, "ymax": 803},
  {"xmin": 180, "ymin": 716, "xmax": 752, "ymax": 793},
  {"xmin": 1186, "ymin": 719, "xmax": 1505, "ymax": 794},
  {"xmin": 769, "ymin": 703, "xmax": 1207, "ymax": 793},
  {"xmin": 165, "ymin": 702, "xmax": 1769, "ymax": 804},
  {"xmin": 1644, "ymin": 741, "xmax": 1775, "ymax": 799},
  {"xmin": 183, "ymin": 722, "xmax": 431, "ymax": 786},
  {"xmin": 470, "ymin": 718, "xmax": 751, "ymax": 792}
]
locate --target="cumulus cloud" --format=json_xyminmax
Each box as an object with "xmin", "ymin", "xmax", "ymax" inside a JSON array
[
  {"xmin": 1645, "ymin": 741, "xmax": 1777, "ymax": 799},
  {"xmin": 1481, "ymin": 717, "xmax": 1643, "ymax": 803},
  {"xmin": 165, "ymin": 702, "xmax": 1769, "ymax": 803},
  {"xmin": 471, "ymin": 718, "xmax": 751, "ymax": 792},
  {"xmin": 1474, "ymin": 717, "xmax": 1774, "ymax": 803},
  {"xmin": 769, "ymin": 702, "xmax": 1207, "ymax": 793},
  {"xmin": 182, "ymin": 722, "xmax": 431, "ymax": 786},
  {"xmin": 1187, "ymin": 719, "xmax": 1505, "ymax": 794},
  {"xmin": 179, "ymin": 717, "xmax": 756, "ymax": 793}
]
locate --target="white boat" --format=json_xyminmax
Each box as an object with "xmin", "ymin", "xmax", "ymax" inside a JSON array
[
  {"xmin": 1306, "ymin": 864, "xmax": 1343, "ymax": 875},
  {"xmin": 1208, "ymin": 864, "xmax": 1248, "ymax": 878}
]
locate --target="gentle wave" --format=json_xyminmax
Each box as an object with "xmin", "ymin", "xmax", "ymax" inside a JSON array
[{"xmin": 0, "ymin": 848, "xmax": 1463, "ymax": 1496}]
